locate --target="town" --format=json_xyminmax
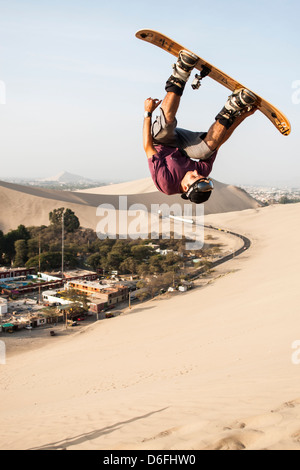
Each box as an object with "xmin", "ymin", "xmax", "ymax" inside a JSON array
[
  {"xmin": 0, "ymin": 206, "xmax": 248, "ymax": 337},
  {"xmin": 240, "ymin": 185, "xmax": 300, "ymax": 205},
  {"xmin": 0, "ymin": 266, "xmax": 134, "ymax": 333},
  {"xmin": 0, "ymin": 222, "xmax": 223, "ymax": 336},
  {"xmin": 0, "ymin": 260, "xmax": 207, "ymax": 335}
]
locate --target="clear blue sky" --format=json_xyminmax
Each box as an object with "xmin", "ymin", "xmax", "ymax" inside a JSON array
[{"xmin": 0, "ymin": 0, "xmax": 299, "ymax": 186}]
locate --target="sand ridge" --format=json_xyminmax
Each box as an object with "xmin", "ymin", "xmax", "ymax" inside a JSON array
[{"xmin": 0, "ymin": 178, "xmax": 260, "ymax": 233}]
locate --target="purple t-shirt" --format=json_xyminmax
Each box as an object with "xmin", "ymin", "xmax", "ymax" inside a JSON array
[{"xmin": 148, "ymin": 145, "xmax": 217, "ymax": 195}]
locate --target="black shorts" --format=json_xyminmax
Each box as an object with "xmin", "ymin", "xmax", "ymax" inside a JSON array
[{"xmin": 151, "ymin": 108, "xmax": 214, "ymax": 160}]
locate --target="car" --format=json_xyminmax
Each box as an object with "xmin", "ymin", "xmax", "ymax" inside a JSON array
[
  {"xmin": 105, "ymin": 312, "xmax": 114, "ymax": 318},
  {"xmin": 25, "ymin": 325, "xmax": 32, "ymax": 330}
]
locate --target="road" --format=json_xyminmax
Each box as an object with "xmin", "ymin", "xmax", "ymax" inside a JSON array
[{"xmin": 189, "ymin": 223, "xmax": 251, "ymax": 280}]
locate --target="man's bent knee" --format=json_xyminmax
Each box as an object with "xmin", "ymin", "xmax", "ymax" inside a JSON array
[{"xmin": 192, "ymin": 140, "xmax": 214, "ymax": 160}]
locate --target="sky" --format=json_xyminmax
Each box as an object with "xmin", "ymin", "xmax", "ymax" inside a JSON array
[{"xmin": 0, "ymin": 0, "xmax": 299, "ymax": 187}]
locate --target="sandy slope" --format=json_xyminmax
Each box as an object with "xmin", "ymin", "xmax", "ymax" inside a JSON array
[
  {"xmin": 0, "ymin": 203, "xmax": 300, "ymax": 450},
  {"xmin": 0, "ymin": 178, "xmax": 259, "ymax": 233}
]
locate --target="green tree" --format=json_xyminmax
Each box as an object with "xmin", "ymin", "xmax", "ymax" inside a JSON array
[
  {"xmin": 119, "ymin": 257, "xmax": 137, "ymax": 274},
  {"xmin": 27, "ymin": 239, "xmax": 39, "ymax": 259},
  {"xmin": 0, "ymin": 230, "xmax": 4, "ymax": 260},
  {"xmin": 106, "ymin": 251, "xmax": 122, "ymax": 271},
  {"xmin": 137, "ymin": 262, "xmax": 149, "ymax": 277},
  {"xmin": 26, "ymin": 251, "xmax": 77, "ymax": 270},
  {"xmin": 49, "ymin": 208, "xmax": 80, "ymax": 232},
  {"xmin": 148, "ymin": 254, "xmax": 164, "ymax": 274},
  {"xmin": 2, "ymin": 225, "xmax": 30, "ymax": 263},
  {"xmin": 60, "ymin": 288, "xmax": 89, "ymax": 311},
  {"xmin": 14, "ymin": 239, "xmax": 27, "ymax": 266},
  {"xmin": 161, "ymin": 252, "xmax": 182, "ymax": 272},
  {"xmin": 86, "ymin": 253, "xmax": 101, "ymax": 271},
  {"xmin": 131, "ymin": 244, "xmax": 153, "ymax": 261}
]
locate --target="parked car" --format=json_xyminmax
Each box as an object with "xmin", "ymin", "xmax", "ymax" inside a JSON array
[{"xmin": 105, "ymin": 312, "xmax": 114, "ymax": 318}]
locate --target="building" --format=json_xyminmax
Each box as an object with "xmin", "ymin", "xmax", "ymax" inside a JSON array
[
  {"xmin": 66, "ymin": 280, "xmax": 129, "ymax": 308},
  {"xmin": 39, "ymin": 269, "xmax": 97, "ymax": 283},
  {"xmin": 42, "ymin": 289, "xmax": 73, "ymax": 306},
  {"xmin": 0, "ymin": 267, "xmax": 35, "ymax": 281}
]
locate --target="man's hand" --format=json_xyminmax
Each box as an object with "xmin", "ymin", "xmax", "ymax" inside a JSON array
[
  {"xmin": 143, "ymin": 98, "xmax": 161, "ymax": 159},
  {"xmin": 144, "ymin": 98, "xmax": 162, "ymax": 114}
]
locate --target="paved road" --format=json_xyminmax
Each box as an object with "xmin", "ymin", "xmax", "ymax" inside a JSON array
[{"xmin": 189, "ymin": 223, "xmax": 251, "ymax": 280}]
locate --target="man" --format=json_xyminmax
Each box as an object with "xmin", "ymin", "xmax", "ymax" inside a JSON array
[{"xmin": 143, "ymin": 50, "xmax": 257, "ymax": 204}]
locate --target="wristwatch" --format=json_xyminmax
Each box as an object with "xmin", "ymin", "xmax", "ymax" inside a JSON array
[{"xmin": 144, "ymin": 111, "xmax": 152, "ymax": 118}]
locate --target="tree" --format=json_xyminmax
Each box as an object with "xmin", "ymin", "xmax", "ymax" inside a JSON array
[
  {"xmin": 27, "ymin": 239, "xmax": 39, "ymax": 259},
  {"xmin": 137, "ymin": 262, "xmax": 149, "ymax": 277},
  {"xmin": 144, "ymin": 272, "xmax": 176, "ymax": 298},
  {"xmin": 106, "ymin": 251, "xmax": 122, "ymax": 271},
  {"xmin": 148, "ymin": 254, "xmax": 164, "ymax": 274},
  {"xmin": 131, "ymin": 244, "xmax": 153, "ymax": 261},
  {"xmin": 14, "ymin": 239, "xmax": 27, "ymax": 266},
  {"xmin": 26, "ymin": 251, "xmax": 77, "ymax": 270},
  {"xmin": 64, "ymin": 209, "xmax": 80, "ymax": 232},
  {"xmin": 86, "ymin": 253, "xmax": 101, "ymax": 271},
  {"xmin": 2, "ymin": 225, "xmax": 30, "ymax": 263},
  {"xmin": 60, "ymin": 288, "xmax": 89, "ymax": 311},
  {"xmin": 161, "ymin": 252, "xmax": 182, "ymax": 272},
  {"xmin": 49, "ymin": 208, "xmax": 80, "ymax": 232},
  {"xmin": 119, "ymin": 257, "xmax": 137, "ymax": 274},
  {"xmin": 0, "ymin": 230, "xmax": 4, "ymax": 260}
]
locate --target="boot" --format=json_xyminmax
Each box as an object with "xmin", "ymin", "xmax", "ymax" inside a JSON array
[{"xmin": 216, "ymin": 88, "xmax": 257, "ymax": 128}]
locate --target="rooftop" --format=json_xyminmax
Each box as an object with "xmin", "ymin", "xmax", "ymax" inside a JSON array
[{"xmin": 0, "ymin": 266, "xmax": 33, "ymax": 272}]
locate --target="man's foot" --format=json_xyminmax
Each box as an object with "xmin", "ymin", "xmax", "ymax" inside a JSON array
[
  {"xmin": 167, "ymin": 50, "xmax": 199, "ymax": 90},
  {"xmin": 215, "ymin": 88, "xmax": 257, "ymax": 128}
]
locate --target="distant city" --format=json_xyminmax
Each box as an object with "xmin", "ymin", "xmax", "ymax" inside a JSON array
[
  {"xmin": 1, "ymin": 172, "xmax": 300, "ymax": 206},
  {"xmin": 240, "ymin": 185, "xmax": 300, "ymax": 205},
  {"xmin": 0, "ymin": 171, "xmax": 113, "ymax": 191}
]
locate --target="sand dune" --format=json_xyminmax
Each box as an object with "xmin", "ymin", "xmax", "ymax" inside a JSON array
[
  {"xmin": 0, "ymin": 178, "xmax": 260, "ymax": 233},
  {"xmin": 0, "ymin": 203, "xmax": 299, "ymax": 450}
]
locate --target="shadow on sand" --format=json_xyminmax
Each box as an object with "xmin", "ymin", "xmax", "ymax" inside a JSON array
[{"xmin": 28, "ymin": 407, "xmax": 168, "ymax": 450}]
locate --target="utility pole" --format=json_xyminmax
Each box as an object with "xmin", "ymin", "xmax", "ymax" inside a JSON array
[
  {"xmin": 61, "ymin": 210, "xmax": 66, "ymax": 328},
  {"xmin": 38, "ymin": 233, "xmax": 41, "ymax": 305},
  {"xmin": 62, "ymin": 210, "xmax": 64, "ymax": 282}
]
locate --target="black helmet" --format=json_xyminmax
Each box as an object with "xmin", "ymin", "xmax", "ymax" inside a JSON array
[{"xmin": 181, "ymin": 178, "xmax": 214, "ymax": 204}]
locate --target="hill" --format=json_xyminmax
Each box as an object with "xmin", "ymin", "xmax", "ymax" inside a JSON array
[{"xmin": 0, "ymin": 178, "xmax": 260, "ymax": 233}]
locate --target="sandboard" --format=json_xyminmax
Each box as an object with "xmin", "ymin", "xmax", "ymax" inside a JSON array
[{"xmin": 136, "ymin": 29, "xmax": 291, "ymax": 136}]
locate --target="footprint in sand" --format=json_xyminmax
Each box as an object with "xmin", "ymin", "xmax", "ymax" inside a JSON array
[{"xmin": 207, "ymin": 429, "xmax": 264, "ymax": 450}]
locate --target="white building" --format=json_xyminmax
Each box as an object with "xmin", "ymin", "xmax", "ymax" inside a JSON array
[{"xmin": 42, "ymin": 290, "xmax": 72, "ymax": 306}]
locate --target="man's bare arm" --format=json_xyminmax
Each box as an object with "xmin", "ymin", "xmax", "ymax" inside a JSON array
[{"xmin": 143, "ymin": 98, "xmax": 162, "ymax": 159}]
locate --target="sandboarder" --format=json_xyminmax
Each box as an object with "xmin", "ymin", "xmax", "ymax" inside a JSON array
[{"xmin": 143, "ymin": 50, "xmax": 257, "ymax": 204}]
